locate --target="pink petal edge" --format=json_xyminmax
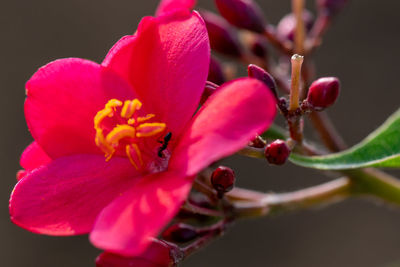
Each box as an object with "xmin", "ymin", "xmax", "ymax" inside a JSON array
[
  {"xmin": 90, "ymin": 171, "xmax": 192, "ymax": 256},
  {"xmin": 170, "ymin": 78, "xmax": 277, "ymax": 176},
  {"xmin": 20, "ymin": 141, "xmax": 51, "ymax": 171},
  {"xmin": 156, "ymin": 0, "xmax": 196, "ymax": 17},
  {"xmin": 10, "ymin": 155, "xmax": 139, "ymax": 235}
]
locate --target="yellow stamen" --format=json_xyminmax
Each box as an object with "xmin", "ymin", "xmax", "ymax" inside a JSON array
[
  {"xmin": 136, "ymin": 123, "xmax": 166, "ymax": 137},
  {"xmin": 121, "ymin": 99, "xmax": 142, "ymax": 118},
  {"xmin": 137, "ymin": 114, "xmax": 155, "ymax": 123},
  {"xmin": 94, "ymin": 98, "xmax": 166, "ymax": 169},
  {"xmin": 106, "ymin": 99, "xmax": 123, "ymax": 109},
  {"xmin": 95, "ymin": 129, "xmax": 115, "ymax": 160},
  {"xmin": 94, "ymin": 108, "xmax": 113, "ymax": 128},
  {"xmin": 126, "ymin": 144, "xmax": 144, "ymax": 170},
  {"xmin": 127, "ymin": 118, "xmax": 136, "ymax": 125},
  {"xmin": 106, "ymin": 125, "xmax": 136, "ymax": 146}
]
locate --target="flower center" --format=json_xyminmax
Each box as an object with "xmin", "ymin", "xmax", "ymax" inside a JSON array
[{"xmin": 94, "ymin": 99, "xmax": 166, "ymax": 170}]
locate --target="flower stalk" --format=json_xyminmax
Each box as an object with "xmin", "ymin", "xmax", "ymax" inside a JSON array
[{"xmin": 292, "ymin": 0, "xmax": 306, "ymax": 54}]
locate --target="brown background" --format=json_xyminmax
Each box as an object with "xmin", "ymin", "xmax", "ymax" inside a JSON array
[{"xmin": 1, "ymin": 0, "xmax": 400, "ymax": 266}]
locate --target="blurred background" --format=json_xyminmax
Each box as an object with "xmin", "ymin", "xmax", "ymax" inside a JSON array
[{"xmin": 1, "ymin": 0, "xmax": 400, "ymax": 266}]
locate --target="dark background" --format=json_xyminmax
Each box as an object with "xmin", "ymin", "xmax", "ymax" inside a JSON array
[{"xmin": 1, "ymin": 0, "xmax": 400, "ymax": 266}]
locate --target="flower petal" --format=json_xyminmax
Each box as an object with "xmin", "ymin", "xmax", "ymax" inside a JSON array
[
  {"xmin": 102, "ymin": 12, "xmax": 210, "ymax": 138},
  {"xmin": 10, "ymin": 155, "xmax": 139, "ymax": 235},
  {"xmin": 96, "ymin": 238, "xmax": 174, "ymax": 267},
  {"xmin": 170, "ymin": 78, "xmax": 277, "ymax": 176},
  {"xmin": 90, "ymin": 171, "xmax": 192, "ymax": 256},
  {"xmin": 156, "ymin": 0, "xmax": 196, "ymax": 17},
  {"xmin": 20, "ymin": 141, "xmax": 51, "ymax": 171},
  {"xmin": 25, "ymin": 58, "xmax": 136, "ymax": 158}
]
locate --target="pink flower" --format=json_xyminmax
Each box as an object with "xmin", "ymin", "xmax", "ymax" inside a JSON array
[{"xmin": 9, "ymin": 9, "xmax": 276, "ymax": 257}]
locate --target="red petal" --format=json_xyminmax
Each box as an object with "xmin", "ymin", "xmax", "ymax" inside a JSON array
[
  {"xmin": 25, "ymin": 58, "xmax": 136, "ymax": 158},
  {"xmin": 156, "ymin": 0, "xmax": 196, "ymax": 17},
  {"xmin": 90, "ymin": 171, "xmax": 192, "ymax": 256},
  {"xmin": 102, "ymin": 12, "xmax": 210, "ymax": 138},
  {"xmin": 96, "ymin": 238, "xmax": 174, "ymax": 267},
  {"xmin": 10, "ymin": 155, "xmax": 139, "ymax": 235},
  {"xmin": 170, "ymin": 78, "xmax": 276, "ymax": 176}
]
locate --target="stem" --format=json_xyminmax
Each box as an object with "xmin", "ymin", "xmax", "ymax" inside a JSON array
[
  {"xmin": 345, "ymin": 168, "xmax": 400, "ymax": 205},
  {"xmin": 308, "ymin": 111, "xmax": 347, "ymax": 152},
  {"xmin": 306, "ymin": 13, "xmax": 332, "ymax": 54},
  {"xmin": 263, "ymin": 25, "xmax": 293, "ymax": 56},
  {"xmin": 266, "ymin": 177, "xmax": 351, "ymax": 214},
  {"xmin": 181, "ymin": 219, "xmax": 229, "ymax": 260},
  {"xmin": 230, "ymin": 177, "xmax": 351, "ymax": 218},
  {"xmin": 292, "ymin": 0, "xmax": 306, "ymax": 54},
  {"xmin": 289, "ymin": 54, "xmax": 304, "ymax": 111},
  {"xmin": 182, "ymin": 201, "xmax": 224, "ymax": 218}
]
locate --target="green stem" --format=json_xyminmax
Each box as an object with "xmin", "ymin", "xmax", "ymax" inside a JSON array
[{"xmin": 345, "ymin": 168, "xmax": 400, "ymax": 205}]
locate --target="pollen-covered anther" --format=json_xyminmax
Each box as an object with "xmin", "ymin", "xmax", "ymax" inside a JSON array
[
  {"xmin": 121, "ymin": 99, "xmax": 142, "ymax": 118},
  {"xmin": 136, "ymin": 123, "xmax": 167, "ymax": 138},
  {"xmin": 94, "ymin": 98, "xmax": 166, "ymax": 169},
  {"xmin": 126, "ymin": 143, "xmax": 144, "ymax": 170}
]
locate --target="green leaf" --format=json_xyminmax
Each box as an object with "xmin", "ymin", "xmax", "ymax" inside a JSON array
[
  {"xmin": 290, "ymin": 108, "xmax": 400, "ymax": 170},
  {"xmin": 261, "ymin": 124, "xmax": 287, "ymax": 140}
]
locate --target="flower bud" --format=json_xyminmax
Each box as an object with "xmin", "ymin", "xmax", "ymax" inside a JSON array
[
  {"xmin": 264, "ymin": 140, "xmax": 290, "ymax": 165},
  {"xmin": 200, "ymin": 10, "xmax": 243, "ymax": 57},
  {"xmin": 307, "ymin": 77, "xmax": 340, "ymax": 110},
  {"xmin": 250, "ymin": 37, "xmax": 269, "ymax": 59},
  {"xmin": 215, "ymin": 0, "xmax": 266, "ymax": 33},
  {"xmin": 200, "ymin": 81, "xmax": 219, "ymax": 105},
  {"xmin": 317, "ymin": 0, "xmax": 348, "ymax": 16},
  {"xmin": 211, "ymin": 166, "xmax": 235, "ymax": 195},
  {"xmin": 162, "ymin": 223, "xmax": 199, "ymax": 243},
  {"xmin": 208, "ymin": 57, "xmax": 226, "ymax": 85},
  {"xmin": 248, "ymin": 64, "xmax": 278, "ymax": 100},
  {"xmin": 276, "ymin": 10, "xmax": 314, "ymax": 42}
]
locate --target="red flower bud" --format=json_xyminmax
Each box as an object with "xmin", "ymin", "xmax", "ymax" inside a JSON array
[
  {"xmin": 264, "ymin": 140, "xmax": 290, "ymax": 165},
  {"xmin": 307, "ymin": 77, "xmax": 340, "ymax": 110},
  {"xmin": 211, "ymin": 166, "xmax": 235, "ymax": 194},
  {"xmin": 201, "ymin": 81, "xmax": 219, "ymax": 105},
  {"xmin": 248, "ymin": 64, "xmax": 278, "ymax": 100},
  {"xmin": 208, "ymin": 56, "xmax": 226, "ymax": 85},
  {"xmin": 162, "ymin": 223, "xmax": 199, "ymax": 243},
  {"xmin": 215, "ymin": 0, "xmax": 266, "ymax": 33},
  {"xmin": 249, "ymin": 36, "xmax": 269, "ymax": 59},
  {"xmin": 276, "ymin": 10, "xmax": 314, "ymax": 42},
  {"xmin": 317, "ymin": 0, "xmax": 348, "ymax": 16},
  {"xmin": 200, "ymin": 10, "xmax": 243, "ymax": 57}
]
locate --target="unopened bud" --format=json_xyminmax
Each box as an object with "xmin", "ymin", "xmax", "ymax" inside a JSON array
[
  {"xmin": 201, "ymin": 81, "xmax": 219, "ymax": 105},
  {"xmin": 215, "ymin": 0, "xmax": 266, "ymax": 33},
  {"xmin": 249, "ymin": 136, "xmax": 266, "ymax": 148},
  {"xmin": 248, "ymin": 64, "xmax": 278, "ymax": 100},
  {"xmin": 264, "ymin": 140, "xmax": 291, "ymax": 165},
  {"xmin": 317, "ymin": 0, "xmax": 348, "ymax": 16},
  {"xmin": 211, "ymin": 166, "xmax": 235, "ymax": 196},
  {"xmin": 208, "ymin": 57, "xmax": 226, "ymax": 85},
  {"xmin": 250, "ymin": 37, "xmax": 269, "ymax": 59},
  {"xmin": 162, "ymin": 223, "xmax": 199, "ymax": 243},
  {"xmin": 200, "ymin": 10, "xmax": 243, "ymax": 57},
  {"xmin": 276, "ymin": 10, "xmax": 314, "ymax": 42},
  {"xmin": 307, "ymin": 77, "xmax": 340, "ymax": 110}
]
